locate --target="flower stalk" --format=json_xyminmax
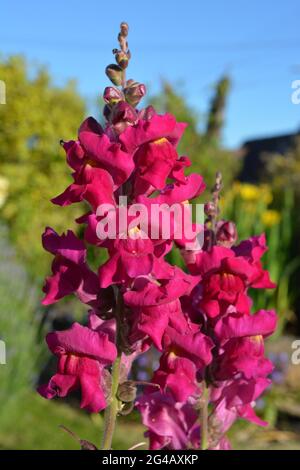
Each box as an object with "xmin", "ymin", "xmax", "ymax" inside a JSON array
[
  {"xmin": 101, "ymin": 353, "xmax": 122, "ymax": 450},
  {"xmin": 199, "ymin": 384, "xmax": 209, "ymax": 450},
  {"xmin": 101, "ymin": 287, "xmax": 123, "ymax": 450}
]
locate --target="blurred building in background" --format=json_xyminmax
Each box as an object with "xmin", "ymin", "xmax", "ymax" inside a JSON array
[{"xmin": 239, "ymin": 128, "xmax": 300, "ymax": 182}]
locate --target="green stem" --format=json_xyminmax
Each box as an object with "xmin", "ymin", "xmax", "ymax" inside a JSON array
[
  {"xmin": 101, "ymin": 288, "xmax": 123, "ymax": 450},
  {"xmin": 200, "ymin": 385, "xmax": 209, "ymax": 450},
  {"xmin": 101, "ymin": 354, "xmax": 122, "ymax": 450}
]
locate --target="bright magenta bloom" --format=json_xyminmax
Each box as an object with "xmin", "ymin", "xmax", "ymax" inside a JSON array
[
  {"xmin": 41, "ymin": 227, "xmax": 99, "ymax": 306},
  {"xmin": 52, "ymin": 165, "xmax": 115, "ymax": 210},
  {"xmin": 38, "ymin": 323, "xmax": 117, "ymax": 412},
  {"xmin": 119, "ymin": 112, "xmax": 186, "ymax": 191},
  {"xmin": 185, "ymin": 243, "xmax": 275, "ymax": 318},
  {"xmin": 152, "ymin": 325, "xmax": 213, "ymax": 401},
  {"xmin": 136, "ymin": 391, "xmax": 199, "ymax": 450},
  {"xmin": 78, "ymin": 117, "xmax": 135, "ymax": 186},
  {"xmin": 214, "ymin": 308, "xmax": 277, "ymax": 341}
]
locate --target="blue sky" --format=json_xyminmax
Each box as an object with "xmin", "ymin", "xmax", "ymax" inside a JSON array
[{"xmin": 1, "ymin": 0, "xmax": 300, "ymax": 147}]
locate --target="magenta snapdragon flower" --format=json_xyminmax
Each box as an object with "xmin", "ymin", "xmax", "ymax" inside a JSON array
[{"xmin": 38, "ymin": 323, "xmax": 117, "ymax": 412}]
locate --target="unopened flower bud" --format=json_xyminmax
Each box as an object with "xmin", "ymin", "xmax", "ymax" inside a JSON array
[
  {"xmin": 80, "ymin": 440, "xmax": 98, "ymax": 451},
  {"xmin": 103, "ymin": 86, "xmax": 123, "ymax": 106},
  {"xmin": 119, "ymin": 402, "xmax": 135, "ymax": 416},
  {"xmin": 117, "ymin": 381, "xmax": 137, "ymax": 403},
  {"xmin": 103, "ymin": 104, "xmax": 112, "ymax": 121},
  {"xmin": 138, "ymin": 105, "xmax": 156, "ymax": 121},
  {"xmin": 105, "ymin": 64, "xmax": 124, "ymax": 86},
  {"xmin": 59, "ymin": 426, "xmax": 98, "ymax": 450},
  {"xmin": 120, "ymin": 22, "xmax": 129, "ymax": 37},
  {"xmin": 111, "ymin": 101, "xmax": 137, "ymax": 125},
  {"xmin": 124, "ymin": 81, "xmax": 146, "ymax": 107},
  {"xmin": 204, "ymin": 202, "xmax": 216, "ymax": 217},
  {"xmin": 216, "ymin": 220, "xmax": 237, "ymax": 247},
  {"xmin": 115, "ymin": 50, "xmax": 129, "ymax": 69}
]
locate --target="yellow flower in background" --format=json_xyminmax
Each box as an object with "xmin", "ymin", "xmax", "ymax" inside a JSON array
[
  {"xmin": 239, "ymin": 183, "xmax": 260, "ymax": 201},
  {"xmin": 231, "ymin": 182, "xmax": 273, "ymax": 204},
  {"xmin": 0, "ymin": 176, "xmax": 9, "ymax": 208},
  {"xmin": 261, "ymin": 209, "xmax": 281, "ymax": 227}
]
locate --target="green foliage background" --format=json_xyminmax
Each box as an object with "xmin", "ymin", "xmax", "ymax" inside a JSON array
[{"xmin": 0, "ymin": 55, "xmax": 85, "ymax": 281}]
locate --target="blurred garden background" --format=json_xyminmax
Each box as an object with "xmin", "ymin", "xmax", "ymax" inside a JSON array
[{"xmin": 1, "ymin": 0, "xmax": 300, "ymax": 450}]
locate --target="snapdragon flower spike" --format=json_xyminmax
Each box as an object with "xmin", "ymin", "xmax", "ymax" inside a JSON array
[
  {"xmin": 194, "ymin": 306, "xmax": 277, "ymax": 448},
  {"xmin": 139, "ymin": 209, "xmax": 276, "ymax": 447},
  {"xmin": 40, "ymin": 23, "xmax": 277, "ymax": 451},
  {"xmin": 41, "ymin": 105, "xmax": 208, "ymax": 424}
]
